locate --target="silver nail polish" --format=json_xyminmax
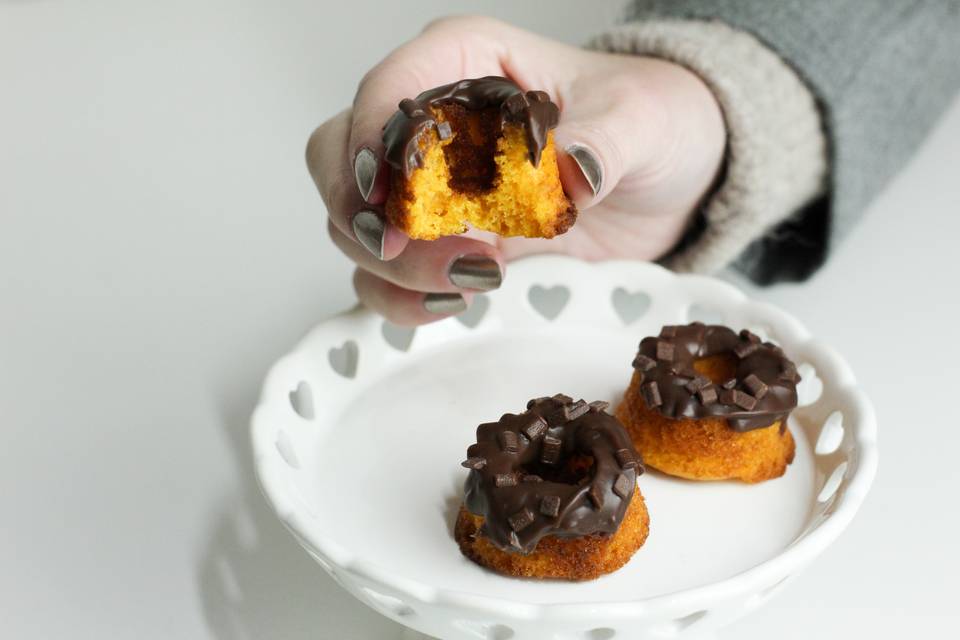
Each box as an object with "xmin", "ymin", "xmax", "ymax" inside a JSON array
[
  {"xmin": 423, "ymin": 293, "xmax": 467, "ymax": 315},
  {"xmin": 449, "ymin": 255, "xmax": 502, "ymax": 291},
  {"xmin": 354, "ymin": 147, "xmax": 378, "ymax": 201},
  {"xmin": 566, "ymin": 144, "xmax": 603, "ymax": 197},
  {"xmin": 352, "ymin": 210, "xmax": 385, "ymax": 259}
]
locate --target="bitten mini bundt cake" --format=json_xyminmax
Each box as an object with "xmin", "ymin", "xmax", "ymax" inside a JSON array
[
  {"xmin": 455, "ymin": 394, "xmax": 649, "ymax": 581},
  {"xmin": 382, "ymin": 76, "xmax": 576, "ymax": 240},
  {"xmin": 617, "ymin": 323, "xmax": 800, "ymax": 484}
]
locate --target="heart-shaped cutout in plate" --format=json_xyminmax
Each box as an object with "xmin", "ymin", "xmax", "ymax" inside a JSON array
[
  {"xmin": 611, "ymin": 287, "xmax": 651, "ymax": 324},
  {"xmin": 328, "ymin": 340, "xmax": 359, "ymax": 378},
  {"xmin": 527, "ymin": 285, "xmax": 570, "ymax": 321},
  {"xmin": 796, "ymin": 362, "xmax": 823, "ymax": 406},
  {"xmin": 288, "ymin": 381, "xmax": 314, "ymax": 419},
  {"xmin": 381, "ymin": 322, "xmax": 416, "ymax": 352},
  {"xmin": 456, "ymin": 294, "xmax": 490, "ymax": 329}
]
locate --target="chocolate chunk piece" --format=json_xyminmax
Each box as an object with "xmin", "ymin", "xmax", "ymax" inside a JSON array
[
  {"xmin": 743, "ymin": 373, "xmax": 769, "ymax": 399},
  {"xmin": 587, "ymin": 484, "xmax": 604, "ymax": 509},
  {"xmin": 721, "ymin": 389, "xmax": 757, "ymax": 410},
  {"xmin": 734, "ymin": 341, "xmax": 759, "ymax": 359},
  {"xmin": 733, "ymin": 390, "xmax": 758, "ymax": 410},
  {"xmin": 540, "ymin": 435, "xmax": 562, "ymax": 464},
  {"xmin": 685, "ymin": 375, "xmax": 710, "ymax": 393},
  {"xmin": 656, "ymin": 340, "xmax": 675, "ymax": 362},
  {"xmin": 521, "ymin": 415, "xmax": 548, "ymax": 440},
  {"xmin": 589, "ymin": 400, "xmax": 610, "ymax": 412},
  {"xmin": 722, "ymin": 378, "xmax": 737, "ymax": 390},
  {"xmin": 494, "ymin": 473, "xmax": 517, "ymax": 487},
  {"xmin": 461, "ymin": 457, "xmax": 486, "ymax": 470},
  {"xmin": 551, "ymin": 393, "xmax": 573, "ymax": 404},
  {"xmin": 563, "ymin": 400, "xmax": 589, "ymax": 421},
  {"xmin": 540, "ymin": 495, "xmax": 561, "ymax": 518},
  {"xmin": 526, "ymin": 396, "xmax": 549, "ymax": 409},
  {"xmin": 697, "ymin": 386, "xmax": 718, "ymax": 405},
  {"xmin": 435, "ymin": 121, "xmax": 452, "ymax": 140},
  {"xmin": 641, "ymin": 381, "xmax": 662, "ymax": 407},
  {"xmin": 660, "ymin": 325, "xmax": 678, "ymax": 338},
  {"xmin": 508, "ymin": 508, "xmax": 534, "ymax": 532},
  {"xmin": 632, "ymin": 354, "xmax": 656, "ymax": 371},
  {"xmin": 739, "ymin": 329, "xmax": 761, "ymax": 344},
  {"xmin": 499, "ymin": 430, "xmax": 519, "ymax": 453},
  {"xmin": 612, "ymin": 473, "xmax": 633, "ymax": 500},
  {"xmin": 615, "ymin": 448, "xmax": 637, "ymax": 469}
]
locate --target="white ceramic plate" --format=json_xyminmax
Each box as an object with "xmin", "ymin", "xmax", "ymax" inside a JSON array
[{"xmin": 252, "ymin": 256, "xmax": 878, "ymax": 640}]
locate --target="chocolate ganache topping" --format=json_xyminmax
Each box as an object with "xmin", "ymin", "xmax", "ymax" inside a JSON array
[
  {"xmin": 461, "ymin": 394, "xmax": 643, "ymax": 555},
  {"xmin": 632, "ymin": 323, "xmax": 801, "ymax": 432},
  {"xmin": 382, "ymin": 76, "xmax": 560, "ymax": 178}
]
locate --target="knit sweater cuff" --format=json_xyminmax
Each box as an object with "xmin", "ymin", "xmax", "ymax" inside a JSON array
[{"xmin": 588, "ymin": 19, "xmax": 828, "ymax": 275}]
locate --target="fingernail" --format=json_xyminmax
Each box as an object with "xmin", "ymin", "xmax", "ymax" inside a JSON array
[
  {"xmin": 566, "ymin": 144, "xmax": 603, "ymax": 197},
  {"xmin": 449, "ymin": 255, "xmax": 502, "ymax": 291},
  {"xmin": 423, "ymin": 292, "xmax": 467, "ymax": 315},
  {"xmin": 354, "ymin": 147, "xmax": 378, "ymax": 201},
  {"xmin": 352, "ymin": 210, "xmax": 385, "ymax": 259}
]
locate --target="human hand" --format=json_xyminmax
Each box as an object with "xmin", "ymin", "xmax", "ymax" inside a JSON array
[{"xmin": 307, "ymin": 16, "xmax": 725, "ymax": 326}]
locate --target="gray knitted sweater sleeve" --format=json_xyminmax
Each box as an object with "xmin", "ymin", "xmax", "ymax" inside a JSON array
[{"xmin": 600, "ymin": 0, "xmax": 960, "ymax": 284}]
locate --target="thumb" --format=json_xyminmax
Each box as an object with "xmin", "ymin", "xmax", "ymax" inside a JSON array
[
  {"xmin": 552, "ymin": 89, "xmax": 664, "ymax": 210},
  {"xmin": 552, "ymin": 58, "xmax": 727, "ymax": 214}
]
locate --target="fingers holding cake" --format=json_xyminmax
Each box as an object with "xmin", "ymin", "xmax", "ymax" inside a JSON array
[
  {"xmin": 329, "ymin": 219, "xmax": 503, "ymax": 294},
  {"xmin": 352, "ymin": 269, "xmax": 482, "ymax": 325},
  {"xmin": 306, "ymin": 108, "xmax": 409, "ymax": 261},
  {"xmin": 346, "ymin": 18, "xmax": 512, "ymax": 206},
  {"xmin": 382, "ymin": 77, "xmax": 576, "ymax": 240}
]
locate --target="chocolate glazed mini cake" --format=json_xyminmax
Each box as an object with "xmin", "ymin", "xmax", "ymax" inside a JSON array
[
  {"xmin": 617, "ymin": 323, "xmax": 800, "ymax": 483},
  {"xmin": 382, "ymin": 76, "xmax": 576, "ymax": 240},
  {"xmin": 455, "ymin": 395, "xmax": 649, "ymax": 581}
]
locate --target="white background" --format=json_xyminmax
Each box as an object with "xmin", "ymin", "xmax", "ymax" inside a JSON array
[{"xmin": 1, "ymin": 0, "xmax": 958, "ymax": 638}]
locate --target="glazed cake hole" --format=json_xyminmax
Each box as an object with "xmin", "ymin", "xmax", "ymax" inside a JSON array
[
  {"xmin": 692, "ymin": 353, "xmax": 738, "ymax": 385},
  {"xmin": 522, "ymin": 453, "xmax": 596, "ymax": 486}
]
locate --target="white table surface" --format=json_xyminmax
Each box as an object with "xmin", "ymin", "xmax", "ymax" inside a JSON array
[{"xmin": 2, "ymin": 1, "xmax": 958, "ymax": 638}]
